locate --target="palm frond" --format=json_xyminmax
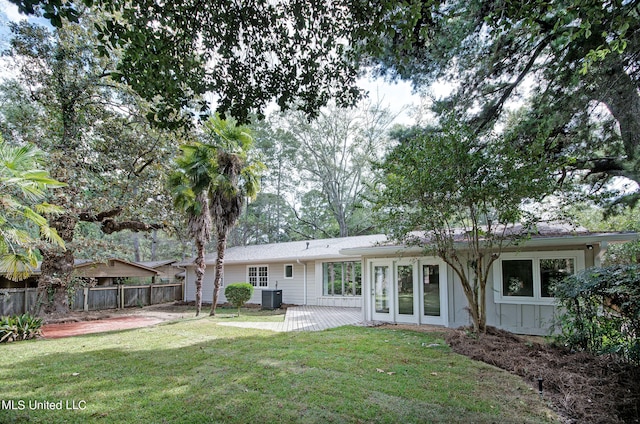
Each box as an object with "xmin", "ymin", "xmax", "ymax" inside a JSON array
[{"xmin": 0, "ymin": 252, "xmax": 38, "ymax": 282}]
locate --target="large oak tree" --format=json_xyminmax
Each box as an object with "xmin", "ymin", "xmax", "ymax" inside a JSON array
[{"xmin": 2, "ymin": 16, "xmax": 174, "ymax": 314}]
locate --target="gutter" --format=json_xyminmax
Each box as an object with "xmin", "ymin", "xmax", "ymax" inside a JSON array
[{"xmin": 297, "ymin": 259, "xmax": 307, "ymax": 305}]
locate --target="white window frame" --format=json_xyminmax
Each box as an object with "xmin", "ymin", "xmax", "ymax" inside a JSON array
[
  {"xmin": 493, "ymin": 250, "xmax": 585, "ymax": 305},
  {"xmin": 247, "ymin": 265, "xmax": 269, "ymax": 288},
  {"xmin": 284, "ymin": 264, "xmax": 294, "ymax": 279}
]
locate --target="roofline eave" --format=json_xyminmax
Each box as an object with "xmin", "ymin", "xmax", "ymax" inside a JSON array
[{"xmin": 340, "ymin": 233, "xmax": 640, "ymax": 256}]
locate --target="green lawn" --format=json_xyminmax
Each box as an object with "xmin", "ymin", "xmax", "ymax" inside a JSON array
[{"xmin": 0, "ymin": 317, "xmax": 557, "ymax": 423}]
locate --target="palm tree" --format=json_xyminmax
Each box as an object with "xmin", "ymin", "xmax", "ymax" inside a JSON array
[
  {"xmin": 204, "ymin": 116, "xmax": 263, "ymax": 316},
  {"xmin": 168, "ymin": 143, "xmax": 216, "ymax": 317},
  {"xmin": 0, "ymin": 137, "xmax": 65, "ymax": 281},
  {"xmin": 169, "ymin": 116, "xmax": 263, "ymax": 316}
]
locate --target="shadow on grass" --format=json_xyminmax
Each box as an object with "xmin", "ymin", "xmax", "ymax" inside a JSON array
[{"xmin": 0, "ymin": 322, "xmax": 558, "ymax": 424}]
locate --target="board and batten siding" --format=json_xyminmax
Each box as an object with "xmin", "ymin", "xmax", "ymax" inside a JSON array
[{"xmin": 446, "ymin": 245, "xmax": 597, "ymax": 335}]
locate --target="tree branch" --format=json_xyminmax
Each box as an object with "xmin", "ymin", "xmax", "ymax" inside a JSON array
[
  {"xmin": 78, "ymin": 207, "xmax": 123, "ymax": 222},
  {"xmin": 100, "ymin": 219, "xmax": 164, "ymax": 234}
]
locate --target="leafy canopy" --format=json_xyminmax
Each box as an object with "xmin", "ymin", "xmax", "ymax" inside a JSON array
[{"xmin": 7, "ymin": 0, "xmax": 392, "ymax": 127}]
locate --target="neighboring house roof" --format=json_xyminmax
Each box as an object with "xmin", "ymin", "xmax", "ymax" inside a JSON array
[
  {"xmin": 6, "ymin": 259, "xmax": 161, "ymax": 276},
  {"xmin": 177, "ymin": 234, "xmax": 388, "ymax": 267},
  {"xmin": 71, "ymin": 258, "xmax": 160, "ymax": 278},
  {"xmin": 139, "ymin": 260, "xmax": 180, "ymax": 269}
]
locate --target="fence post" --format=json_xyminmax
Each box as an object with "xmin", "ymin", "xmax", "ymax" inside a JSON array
[
  {"xmin": 83, "ymin": 288, "xmax": 89, "ymax": 311},
  {"xmin": 23, "ymin": 283, "xmax": 28, "ymax": 314},
  {"xmin": 120, "ymin": 284, "xmax": 124, "ymax": 309},
  {"xmin": 149, "ymin": 284, "xmax": 154, "ymax": 306}
]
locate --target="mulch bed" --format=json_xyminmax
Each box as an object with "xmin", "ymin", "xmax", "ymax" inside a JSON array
[{"xmin": 445, "ymin": 327, "xmax": 640, "ymax": 423}]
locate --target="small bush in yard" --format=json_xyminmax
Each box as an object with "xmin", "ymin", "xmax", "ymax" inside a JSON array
[
  {"xmin": 225, "ymin": 283, "xmax": 254, "ymax": 316},
  {"xmin": 0, "ymin": 313, "xmax": 43, "ymax": 343}
]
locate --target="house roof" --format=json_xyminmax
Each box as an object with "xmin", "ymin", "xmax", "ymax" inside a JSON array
[
  {"xmin": 176, "ymin": 225, "xmax": 640, "ymax": 267},
  {"xmin": 340, "ymin": 224, "xmax": 639, "ymax": 256},
  {"xmin": 177, "ymin": 234, "xmax": 388, "ymax": 267}
]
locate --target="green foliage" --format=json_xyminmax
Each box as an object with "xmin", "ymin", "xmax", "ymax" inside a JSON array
[
  {"xmin": 9, "ymin": 0, "xmax": 391, "ymax": 126},
  {"xmin": 224, "ymin": 282, "xmax": 254, "ymax": 316},
  {"xmin": 367, "ymin": 0, "xmax": 640, "ymax": 207},
  {"xmin": 0, "ymin": 312, "xmax": 43, "ymax": 343},
  {"xmin": 0, "ymin": 137, "xmax": 65, "ymax": 281},
  {"xmin": 272, "ymin": 99, "xmax": 395, "ymax": 238},
  {"xmin": 553, "ymin": 265, "xmax": 640, "ymax": 364},
  {"xmin": 372, "ymin": 116, "xmax": 557, "ymax": 332},
  {"xmin": 168, "ymin": 115, "xmax": 264, "ymax": 315}
]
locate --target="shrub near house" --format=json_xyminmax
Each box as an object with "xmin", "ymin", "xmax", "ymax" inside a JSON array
[
  {"xmin": 225, "ymin": 283, "xmax": 254, "ymax": 316},
  {"xmin": 553, "ymin": 264, "xmax": 640, "ymax": 364}
]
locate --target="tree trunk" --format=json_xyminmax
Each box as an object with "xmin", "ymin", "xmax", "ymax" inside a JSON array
[
  {"xmin": 193, "ymin": 239, "xmax": 206, "ymax": 317},
  {"xmin": 596, "ymin": 66, "xmax": 640, "ymax": 166},
  {"xmin": 443, "ymin": 256, "xmax": 482, "ymax": 333},
  {"xmin": 36, "ymin": 213, "xmax": 77, "ymax": 316},
  {"xmin": 210, "ymin": 231, "xmax": 228, "ymax": 316},
  {"xmin": 150, "ymin": 229, "xmax": 158, "ymax": 261},
  {"xmin": 132, "ymin": 232, "xmax": 141, "ymax": 262}
]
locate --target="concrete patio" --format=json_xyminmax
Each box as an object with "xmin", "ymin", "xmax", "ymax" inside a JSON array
[{"xmin": 217, "ymin": 305, "xmax": 363, "ymax": 332}]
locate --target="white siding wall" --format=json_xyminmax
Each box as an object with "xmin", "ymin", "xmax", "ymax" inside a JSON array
[{"xmin": 185, "ymin": 261, "xmax": 319, "ymax": 306}]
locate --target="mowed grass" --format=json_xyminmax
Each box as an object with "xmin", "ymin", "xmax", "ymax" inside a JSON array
[
  {"xmin": 209, "ymin": 306, "xmax": 286, "ymax": 322},
  {"xmin": 0, "ymin": 318, "xmax": 558, "ymax": 423}
]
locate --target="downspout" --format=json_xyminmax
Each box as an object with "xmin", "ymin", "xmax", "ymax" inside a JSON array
[{"xmin": 297, "ymin": 259, "xmax": 307, "ymax": 305}]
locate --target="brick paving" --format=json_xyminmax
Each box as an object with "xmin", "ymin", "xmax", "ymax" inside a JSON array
[{"xmin": 217, "ymin": 306, "xmax": 363, "ymax": 332}]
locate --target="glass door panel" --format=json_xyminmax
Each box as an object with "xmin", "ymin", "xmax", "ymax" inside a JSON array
[
  {"xmin": 374, "ymin": 265, "xmax": 390, "ymax": 314},
  {"xmin": 423, "ymin": 265, "xmax": 440, "ymax": 316},
  {"xmin": 397, "ymin": 265, "xmax": 414, "ymax": 315}
]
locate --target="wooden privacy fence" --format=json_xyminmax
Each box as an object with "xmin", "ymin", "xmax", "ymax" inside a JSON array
[{"xmin": 0, "ymin": 283, "xmax": 183, "ymax": 316}]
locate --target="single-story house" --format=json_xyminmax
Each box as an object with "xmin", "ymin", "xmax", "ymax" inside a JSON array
[
  {"xmin": 179, "ymin": 234, "xmax": 386, "ymax": 308},
  {"xmin": 0, "ymin": 258, "xmax": 161, "ymax": 288},
  {"xmin": 180, "ymin": 226, "xmax": 638, "ymax": 335}
]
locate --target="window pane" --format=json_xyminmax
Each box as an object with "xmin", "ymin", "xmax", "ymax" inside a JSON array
[
  {"xmin": 397, "ymin": 265, "xmax": 413, "ymax": 315},
  {"xmin": 248, "ymin": 267, "xmax": 257, "ymax": 287},
  {"xmin": 323, "ymin": 261, "xmax": 361, "ymax": 296},
  {"xmin": 285, "ymin": 265, "xmax": 293, "ymax": 278},
  {"xmin": 259, "ymin": 266, "xmax": 268, "ymax": 287},
  {"xmin": 374, "ymin": 265, "xmax": 389, "ymax": 313},
  {"xmin": 502, "ymin": 260, "xmax": 533, "ymax": 297},
  {"xmin": 423, "ymin": 265, "xmax": 440, "ymax": 316},
  {"xmin": 540, "ymin": 258, "xmax": 574, "ymax": 297},
  {"xmin": 353, "ymin": 262, "xmax": 362, "ymax": 295}
]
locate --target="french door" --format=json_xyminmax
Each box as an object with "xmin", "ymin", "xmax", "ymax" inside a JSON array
[{"xmin": 370, "ymin": 259, "xmax": 446, "ymax": 325}]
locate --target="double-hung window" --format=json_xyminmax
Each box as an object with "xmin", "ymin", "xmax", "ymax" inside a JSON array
[
  {"xmin": 248, "ymin": 265, "xmax": 269, "ymax": 287},
  {"xmin": 493, "ymin": 251, "xmax": 584, "ymax": 304}
]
